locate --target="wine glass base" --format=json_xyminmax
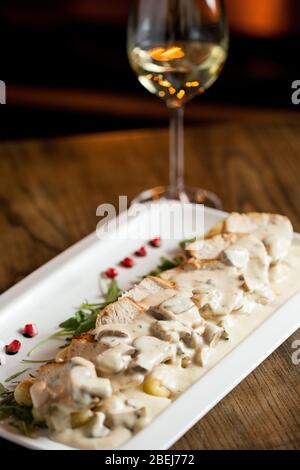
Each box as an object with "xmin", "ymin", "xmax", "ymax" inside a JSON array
[{"xmin": 131, "ymin": 186, "xmax": 222, "ymax": 209}]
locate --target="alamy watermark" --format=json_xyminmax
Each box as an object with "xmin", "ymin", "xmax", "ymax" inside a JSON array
[
  {"xmin": 0, "ymin": 81, "xmax": 6, "ymax": 104},
  {"xmin": 291, "ymin": 339, "xmax": 300, "ymax": 365},
  {"xmin": 96, "ymin": 196, "xmax": 204, "ymax": 242},
  {"xmin": 291, "ymin": 80, "xmax": 300, "ymax": 105}
]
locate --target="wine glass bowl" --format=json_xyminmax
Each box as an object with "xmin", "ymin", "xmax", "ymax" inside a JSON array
[{"xmin": 128, "ymin": 0, "xmax": 228, "ymax": 207}]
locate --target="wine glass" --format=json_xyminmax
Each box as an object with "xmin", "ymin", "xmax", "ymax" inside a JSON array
[{"xmin": 127, "ymin": 0, "xmax": 228, "ymax": 207}]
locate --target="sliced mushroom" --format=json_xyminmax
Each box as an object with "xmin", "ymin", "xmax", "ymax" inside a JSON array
[
  {"xmin": 189, "ymin": 263, "xmax": 244, "ymax": 317},
  {"xmin": 218, "ymin": 316, "xmax": 234, "ymax": 340},
  {"xmin": 203, "ymin": 322, "xmax": 224, "ymax": 347},
  {"xmin": 130, "ymin": 336, "xmax": 177, "ymax": 373},
  {"xmin": 111, "ymin": 372, "xmax": 145, "ymax": 392},
  {"xmin": 94, "ymin": 328, "xmax": 131, "ymax": 347},
  {"xmin": 175, "ymin": 338, "xmax": 194, "ymax": 358},
  {"xmin": 151, "ymin": 320, "xmax": 192, "ymax": 343},
  {"xmin": 161, "ymin": 259, "xmax": 245, "ymax": 318},
  {"xmin": 150, "ymin": 293, "xmax": 199, "ymax": 324},
  {"xmin": 159, "ymin": 294, "xmax": 196, "ymax": 316},
  {"xmin": 85, "ymin": 411, "xmax": 110, "ymax": 438},
  {"xmin": 70, "ymin": 357, "xmax": 112, "ymax": 404},
  {"xmin": 101, "ymin": 393, "xmax": 148, "ymax": 432},
  {"xmin": 183, "ymin": 330, "xmax": 205, "ymax": 349},
  {"xmin": 95, "ymin": 344, "xmax": 135, "ymax": 376},
  {"xmin": 194, "ymin": 345, "xmax": 211, "ymax": 367},
  {"xmin": 269, "ymin": 261, "xmax": 288, "ymax": 284},
  {"xmin": 237, "ymin": 286, "xmax": 274, "ymax": 315}
]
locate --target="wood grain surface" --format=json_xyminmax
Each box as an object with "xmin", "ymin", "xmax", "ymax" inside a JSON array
[{"xmin": 0, "ymin": 121, "xmax": 300, "ymax": 450}]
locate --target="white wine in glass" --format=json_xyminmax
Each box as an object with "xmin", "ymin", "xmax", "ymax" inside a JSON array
[{"xmin": 127, "ymin": 0, "xmax": 228, "ymax": 206}]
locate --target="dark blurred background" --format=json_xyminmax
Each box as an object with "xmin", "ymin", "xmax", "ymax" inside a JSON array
[{"xmin": 0, "ymin": 0, "xmax": 299, "ymax": 140}]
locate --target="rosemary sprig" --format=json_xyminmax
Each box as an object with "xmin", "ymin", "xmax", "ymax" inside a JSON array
[
  {"xmin": 27, "ymin": 330, "xmax": 72, "ymax": 357},
  {"xmin": 22, "ymin": 359, "xmax": 54, "ymax": 364},
  {"xmin": 5, "ymin": 368, "xmax": 31, "ymax": 383}
]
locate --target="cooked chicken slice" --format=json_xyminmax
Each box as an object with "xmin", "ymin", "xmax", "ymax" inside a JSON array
[
  {"xmin": 205, "ymin": 221, "xmax": 223, "ymax": 238},
  {"xmin": 222, "ymin": 234, "xmax": 270, "ymax": 292},
  {"xmin": 203, "ymin": 322, "xmax": 224, "ymax": 347},
  {"xmin": 186, "ymin": 233, "xmax": 239, "ymax": 260},
  {"xmin": 223, "ymin": 212, "xmax": 293, "ymax": 262},
  {"xmin": 151, "ymin": 320, "xmax": 193, "ymax": 343},
  {"xmin": 56, "ymin": 334, "xmax": 108, "ymax": 363},
  {"xmin": 96, "ymin": 297, "xmax": 145, "ymax": 327},
  {"xmin": 124, "ymin": 276, "xmax": 175, "ymax": 302}
]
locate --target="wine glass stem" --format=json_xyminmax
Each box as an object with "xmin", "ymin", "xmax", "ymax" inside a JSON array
[{"xmin": 169, "ymin": 105, "xmax": 184, "ymax": 197}]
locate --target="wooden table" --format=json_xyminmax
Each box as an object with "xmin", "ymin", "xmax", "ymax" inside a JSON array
[{"xmin": 1, "ymin": 121, "xmax": 300, "ymax": 450}]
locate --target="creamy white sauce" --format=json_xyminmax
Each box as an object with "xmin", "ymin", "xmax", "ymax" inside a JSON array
[{"xmin": 36, "ymin": 243, "xmax": 300, "ymax": 450}]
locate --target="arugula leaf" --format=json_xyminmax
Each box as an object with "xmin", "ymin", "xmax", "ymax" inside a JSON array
[
  {"xmin": 58, "ymin": 316, "xmax": 81, "ymax": 331},
  {"xmin": 179, "ymin": 237, "xmax": 196, "ymax": 249},
  {"xmin": 59, "ymin": 309, "xmax": 93, "ymax": 331},
  {"xmin": 28, "ymin": 279, "xmax": 122, "ymax": 357},
  {"xmin": 148, "ymin": 256, "xmax": 184, "ymax": 276},
  {"xmin": 58, "ymin": 280, "xmax": 120, "ymax": 334},
  {"xmin": 5, "ymin": 368, "xmax": 31, "ymax": 383},
  {"xmin": 74, "ymin": 312, "xmax": 99, "ymax": 335},
  {"xmin": 104, "ymin": 279, "xmax": 121, "ymax": 304}
]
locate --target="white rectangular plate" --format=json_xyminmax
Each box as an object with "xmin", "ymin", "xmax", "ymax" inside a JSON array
[{"xmin": 0, "ymin": 205, "xmax": 300, "ymax": 450}]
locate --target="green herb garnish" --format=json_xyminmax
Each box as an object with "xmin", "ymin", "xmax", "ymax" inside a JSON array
[
  {"xmin": 179, "ymin": 237, "xmax": 196, "ymax": 249},
  {"xmin": 27, "ymin": 279, "xmax": 121, "ymax": 357},
  {"xmin": 0, "ymin": 279, "xmax": 121, "ymax": 436},
  {"xmin": 0, "ymin": 387, "xmax": 36, "ymax": 436},
  {"xmin": 148, "ymin": 256, "xmax": 184, "ymax": 276},
  {"xmin": 59, "ymin": 279, "xmax": 121, "ymax": 336}
]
